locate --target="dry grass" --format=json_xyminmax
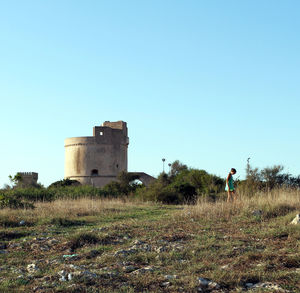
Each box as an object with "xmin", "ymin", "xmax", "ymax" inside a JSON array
[
  {"xmin": 0, "ymin": 197, "xmax": 150, "ymax": 223},
  {"xmin": 0, "ymin": 190, "xmax": 300, "ymax": 292},
  {"xmin": 182, "ymin": 189, "xmax": 300, "ymax": 220}
]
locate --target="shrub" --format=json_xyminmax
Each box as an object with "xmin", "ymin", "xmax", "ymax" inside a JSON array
[
  {"xmin": 48, "ymin": 185, "xmax": 108, "ymax": 200},
  {"xmin": 48, "ymin": 179, "xmax": 81, "ymax": 188},
  {"xmin": 138, "ymin": 163, "xmax": 225, "ymax": 204},
  {"xmin": 69, "ymin": 233, "xmax": 100, "ymax": 250},
  {"xmin": 240, "ymin": 160, "xmax": 300, "ymax": 196},
  {"xmin": 102, "ymin": 171, "xmax": 143, "ymax": 196},
  {"xmin": 0, "ymin": 184, "xmax": 110, "ymax": 206},
  {"xmin": 0, "ymin": 193, "xmax": 35, "ymax": 209}
]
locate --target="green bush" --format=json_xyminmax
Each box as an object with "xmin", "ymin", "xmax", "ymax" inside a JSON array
[
  {"xmin": 48, "ymin": 178, "xmax": 81, "ymax": 188},
  {"xmin": 6, "ymin": 187, "xmax": 55, "ymax": 201},
  {"xmin": 102, "ymin": 171, "xmax": 143, "ymax": 196},
  {"xmin": 0, "ymin": 193, "xmax": 34, "ymax": 209},
  {"xmin": 0, "ymin": 184, "xmax": 109, "ymax": 209},
  {"xmin": 0, "ymin": 165, "xmax": 226, "ymax": 206},
  {"xmin": 48, "ymin": 185, "xmax": 108, "ymax": 200},
  {"xmin": 239, "ymin": 161, "xmax": 300, "ymax": 196},
  {"xmin": 136, "ymin": 162, "xmax": 225, "ymax": 204}
]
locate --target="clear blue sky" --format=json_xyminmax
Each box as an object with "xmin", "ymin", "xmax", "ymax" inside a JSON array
[{"xmin": 1, "ymin": 0, "xmax": 300, "ymax": 187}]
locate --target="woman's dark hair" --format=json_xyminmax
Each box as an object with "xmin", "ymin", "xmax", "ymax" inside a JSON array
[{"xmin": 231, "ymin": 168, "xmax": 236, "ymax": 173}]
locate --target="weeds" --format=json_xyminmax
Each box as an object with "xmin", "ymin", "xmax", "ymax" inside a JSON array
[
  {"xmin": 69, "ymin": 233, "xmax": 100, "ymax": 251},
  {"xmin": 183, "ymin": 189, "xmax": 300, "ymax": 221}
]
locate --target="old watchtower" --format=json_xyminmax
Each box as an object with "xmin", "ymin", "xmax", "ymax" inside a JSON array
[{"xmin": 64, "ymin": 121, "xmax": 129, "ymax": 187}]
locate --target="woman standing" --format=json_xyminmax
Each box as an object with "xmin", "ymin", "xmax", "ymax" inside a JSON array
[{"xmin": 226, "ymin": 168, "xmax": 237, "ymax": 202}]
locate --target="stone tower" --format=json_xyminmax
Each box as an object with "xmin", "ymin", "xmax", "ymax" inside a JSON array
[
  {"xmin": 64, "ymin": 121, "xmax": 129, "ymax": 187},
  {"xmin": 18, "ymin": 172, "xmax": 38, "ymax": 185}
]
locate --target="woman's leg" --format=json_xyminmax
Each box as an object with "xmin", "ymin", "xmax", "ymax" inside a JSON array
[
  {"xmin": 227, "ymin": 191, "xmax": 233, "ymax": 202},
  {"xmin": 233, "ymin": 190, "xmax": 238, "ymax": 201}
]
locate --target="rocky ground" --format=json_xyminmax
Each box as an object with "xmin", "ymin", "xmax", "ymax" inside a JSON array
[{"xmin": 0, "ymin": 202, "xmax": 299, "ymax": 292}]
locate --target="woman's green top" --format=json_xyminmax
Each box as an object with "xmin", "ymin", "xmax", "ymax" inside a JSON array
[{"xmin": 225, "ymin": 174, "xmax": 234, "ymax": 191}]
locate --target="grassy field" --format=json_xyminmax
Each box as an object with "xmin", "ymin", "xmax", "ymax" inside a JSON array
[{"xmin": 0, "ymin": 191, "xmax": 299, "ymax": 292}]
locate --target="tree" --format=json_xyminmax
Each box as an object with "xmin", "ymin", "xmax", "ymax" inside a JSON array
[
  {"xmin": 261, "ymin": 165, "xmax": 284, "ymax": 190},
  {"xmin": 8, "ymin": 173, "xmax": 23, "ymax": 187},
  {"xmin": 103, "ymin": 171, "xmax": 142, "ymax": 196},
  {"xmin": 170, "ymin": 160, "xmax": 188, "ymax": 177}
]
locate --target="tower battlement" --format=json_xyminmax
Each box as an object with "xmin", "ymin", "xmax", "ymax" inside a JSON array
[{"xmin": 18, "ymin": 172, "xmax": 38, "ymax": 185}]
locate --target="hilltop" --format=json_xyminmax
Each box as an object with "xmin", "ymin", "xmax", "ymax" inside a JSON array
[{"xmin": 0, "ymin": 190, "xmax": 299, "ymax": 292}]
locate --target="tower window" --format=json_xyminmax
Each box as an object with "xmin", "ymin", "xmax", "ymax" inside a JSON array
[
  {"xmin": 100, "ymin": 132, "xmax": 103, "ymax": 136},
  {"xmin": 91, "ymin": 169, "xmax": 98, "ymax": 176},
  {"xmin": 116, "ymin": 164, "xmax": 119, "ymax": 168}
]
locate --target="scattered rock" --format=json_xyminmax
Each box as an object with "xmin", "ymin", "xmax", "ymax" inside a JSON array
[
  {"xmin": 12, "ymin": 268, "xmax": 26, "ymax": 274},
  {"xmin": 131, "ymin": 266, "xmax": 154, "ymax": 275},
  {"xmin": 161, "ymin": 282, "xmax": 170, "ymax": 287},
  {"xmin": 245, "ymin": 282, "xmax": 254, "ymax": 288},
  {"xmin": 130, "ymin": 240, "xmax": 152, "ymax": 252},
  {"xmin": 123, "ymin": 265, "xmax": 138, "ymax": 273},
  {"xmin": 27, "ymin": 263, "xmax": 39, "ymax": 273},
  {"xmin": 290, "ymin": 214, "xmax": 300, "ymax": 225},
  {"xmin": 250, "ymin": 282, "xmax": 286, "ymax": 292},
  {"xmin": 58, "ymin": 270, "xmax": 68, "ymax": 282},
  {"xmin": 114, "ymin": 248, "xmax": 137, "ymax": 257},
  {"xmin": 172, "ymin": 243, "xmax": 185, "ymax": 251},
  {"xmin": 155, "ymin": 246, "xmax": 167, "ymax": 253},
  {"xmin": 252, "ymin": 210, "xmax": 263, "ymax": 217},
  {"xmin": 58, "ymin": 269, "xmax": 99, "ymax": 282},
  {"xmin": 91, "ymin": 227, "xmax": 108, "ymax": 232},
  {"xmin": 8, "ymin": 242, "xmax": 21, "ymax": 248},
  {"xmin": 198, "ymin": 277, "xmax": 220, "ymax": 291},
  {"xmin": 19, "ymin": 220, "xmax": 26, "ymax": 226},
  {"xmin": 73, "ymin": 270, "xmax": 99, "ymax": 282},
  {"xmin": 208, "ymin": 281, "xmax": 220, "ymax": 290},
  {"xmin": 47, "ymin": 239, "xmax": 59, "ymax": 246},
  {"xmin": 31, "ymin": 243, "xmax": 39, "ymax": 250},
  {"xmin": 198, "ymin": 278, "xmax": 210, "ymax": 287},
  {"xmin": 67, "ymin": 264, "xmax": 83, "ymax": 270},
  {"xmin": 178, "ymin": 259, "xmax": 189, "ymax": 264},
  {"xmin": 40, "ymin": 245, "xmax": 50, "ymax": 251},
  {"xmin": 164, "ymin": 274, "xmax": 178, "ymax": 280},
  {"xmin": 132, "ymin": 239, "xmax": 144, "ymax": 245},
  {"xmin": 33, "ymin": 286, "xmax": 46, "ymax": 292},
  {"xmin": 99, "ymin": 271, "xmax": 119, "ymax": 278}
]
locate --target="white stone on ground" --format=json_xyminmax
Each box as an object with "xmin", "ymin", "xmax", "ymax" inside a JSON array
[{"xmin": 290, "ymin": 214, "xmax": 300, "ymax": 225}]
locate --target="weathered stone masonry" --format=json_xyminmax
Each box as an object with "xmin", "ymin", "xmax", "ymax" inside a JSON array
[{"xmin": 64, "ymin": 121, "xmax": 129, "ymax": 187}]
